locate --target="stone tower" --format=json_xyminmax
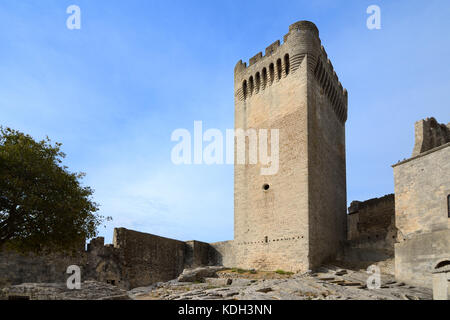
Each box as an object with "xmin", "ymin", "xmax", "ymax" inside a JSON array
[{"xmin": 233, "ymin": 21, "xmax": 348, "ymax": 272}]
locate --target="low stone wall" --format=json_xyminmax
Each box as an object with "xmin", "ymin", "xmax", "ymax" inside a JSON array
[
  {"xmin": 0, "ymin": 250, "xmax": 86, "ymax": 288},
  {"xmin": 0, "ymin": 228, "xmax": 218, "ymax": 290},
  {"xmin": 395, "ymin": 229, "xmax": 450, "ymax": 288},
  {"xmin": 342, "ymin": 239, "xmax": 393, "ymax": 263}
]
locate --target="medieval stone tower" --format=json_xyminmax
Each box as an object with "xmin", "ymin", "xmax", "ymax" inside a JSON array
[{"xmin": 233, "ymin": 21, "xmax": 348, "ymax": 272}]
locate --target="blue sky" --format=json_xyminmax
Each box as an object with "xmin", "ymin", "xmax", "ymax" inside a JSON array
[{"xmin": 1, "ymin": 1, "xmax": 449, "ymax": 243}]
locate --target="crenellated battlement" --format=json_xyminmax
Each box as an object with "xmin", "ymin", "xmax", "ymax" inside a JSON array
[
  {"xmin": 411, "ymin": 117, "xmax": 450, "ymax": 156},
  {"xmin": 234, "ymin": 20, "xmax": 347, "ymax": 123},
  {"xmin": 234, "ymin": 21, "xmax": 319, "ymax": 75}
]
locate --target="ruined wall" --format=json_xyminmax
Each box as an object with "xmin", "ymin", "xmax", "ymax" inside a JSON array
[
  {"xmin": 347, "ymin": 194, "xmax": 396, "ymax": 243},
  {"xmin": 412, "ymin": 117, "xmax": 450, "ymax": 156},
  {"xmin": 343, "ymin": 194, "xmax": 397, "ymax": 262},
  {"xmin": 85, "ymin": 237, "xmax": 124, "ymax": 288},
  {"xmin": 0, "ymin": 249, "xmax": 86, "ymax": 288},
  {"xmin": 0, "ymin": 228, "xmax": 217, "ymax": 290},
  {"xmin": 233, "ymin": 21, "xmax": 347, "ymax": 272}
]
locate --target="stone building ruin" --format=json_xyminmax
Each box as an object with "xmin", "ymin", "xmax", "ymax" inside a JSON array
[{"xmin": 345, "ymin": 194, "xmax": 397, "ymax": 263}]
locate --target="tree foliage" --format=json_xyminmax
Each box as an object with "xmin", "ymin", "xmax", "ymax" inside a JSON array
[{"xmin": 0, "ymin": 127, "xmax": 105, "ymax": 252}]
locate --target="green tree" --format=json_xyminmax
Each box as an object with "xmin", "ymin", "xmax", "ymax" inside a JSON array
[{"xmin": 0, "ymin": 127, "xmax": 105, "ymax": 252}]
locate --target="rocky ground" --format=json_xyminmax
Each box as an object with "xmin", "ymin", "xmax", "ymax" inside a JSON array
[
  {"xmin": 1, "ymin": 281, "xmax": 130, "ymax": 300},
  {"xmin": 129, "ymin": 264, "xmax": 433, "ymax": 300},
  {"xmin": 1, "ymin": 263, "xmax": 433, "ymax": 300}
]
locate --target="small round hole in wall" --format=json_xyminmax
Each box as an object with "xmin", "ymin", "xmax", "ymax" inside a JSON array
[{"xmin": 263, "ymin": 184, "xmax": 270, "ymax": 191}]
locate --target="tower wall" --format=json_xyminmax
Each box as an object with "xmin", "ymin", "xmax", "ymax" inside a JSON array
[
  {"xmin": 233, "ymin": 21, "xmax": 347, "ymax": 272},
  {"xmin": 307, "ymin": 46, "xmax": 348, "ymax": 267}
]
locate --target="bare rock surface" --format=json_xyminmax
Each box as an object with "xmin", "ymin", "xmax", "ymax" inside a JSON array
[
  {"xmin": 177, "ymin": 266, "xmax": 226, "ymax": 283},
  {"xmin": 132, "ymin": 265, "xmax": 433, "ymax": 300},
  {"xmin": 0, "ymin": 281, "xmax": 130, "ymax": 300},
  {"xmin": 0, "ymin": 265, "xmax": 433, "ymax": 300}
]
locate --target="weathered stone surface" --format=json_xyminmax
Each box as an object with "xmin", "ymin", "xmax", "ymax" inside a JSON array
[
  {"xmin": 209, "ymin": 241, "xmax": 235, "ymax": 268},
  {"xmin": 347, "ymin": 194, "xmax": 396, "ymax": 243},
  {"xmin": 204, "ymin": 278, "xmax": 232, "ymax": 286},
  {"xmin": 393, "ymin": 143, "xmax": 450, "ymax": 238},
  {"xmin": 344, "ymin": 194, "xmax": 397, "ymax": 263},
  {"xmin": 432, "ymin": 262, "xmax": 450, "ymax": 300},
  {"xmin": 184, "ymin": 240, "xmax": 215, "ymax": 268},
  {"xmin": 2, "ymin": 266, "xmax": 431, "ymax": 301},
  {"xmin": 0, "ymin": 228, "xmax": 221, "ymax": 291},
  {"xmin": 177, "ymin": 266, "xmax": 226, "ymax": 283},
  {"xmin": 133, "ymin": 266, "xmax": 432, "ymax": 301},
  {"xmin": 0, "ymin": 281, "xmax": 130, "ymax": 300},
  {"xmin": 393, "ymin": 130, "xmax": 449, "ymax": 289},
  {"xmin": 394, "ymin": 229, "xmax": 449, "ymax": 289},
  {"xmin": 412, "ymin": 117, "xmax": 450, "ymax": 156},
  {"xmin": 0, "ymin": 249, "xmax": 86, "ymax": 288}
]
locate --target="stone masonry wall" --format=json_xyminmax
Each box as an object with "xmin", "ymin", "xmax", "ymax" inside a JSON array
[
  {"xmin": 209, "ymin": 241, "xmax": 236, "ymax": 268},
  {"xmin": 233, "ymin": 21, "xmax": 347, "ymax": 272},
  {"xmin": 307, "ymin": 50, "xmax": 347, "ymax": 268},
  {"xmin": 395, "ymin": 229, "xmax": 450, "ymax": 288},
  {"xmin": 393, "ymin": 143, "xmax": 450, "ymax": 237},
  {"xmin": 393, "ymin": 134, "xmax": 449, "ymax": 288},
  {"xmin": 412, "ymin": 117, "xmax": 450, "ymax": 157},
  {"xmin": 234, "ymin": 23, "xmax": 311, "ymax": 272},
  {"xmin": 347, "ymin": 194, "xmax": 396, "ymax": 243},
  {"xmin": 185, "ymin": 240, "xmax": 214, "ymax": 268},
  {"xmin": 111, "ymin": 228, "xmax": 187, "ymax": 289},
  {"xmin": 343, "ymin": 194, "xmax": 397, "ymax": 262},
  {"xmin": 0, "ymin": 249, "xmax": 86, "ymax": 288},
  {"xmin": 0, "ymin": 228, "xmax": 218, "ymax": 290}
]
